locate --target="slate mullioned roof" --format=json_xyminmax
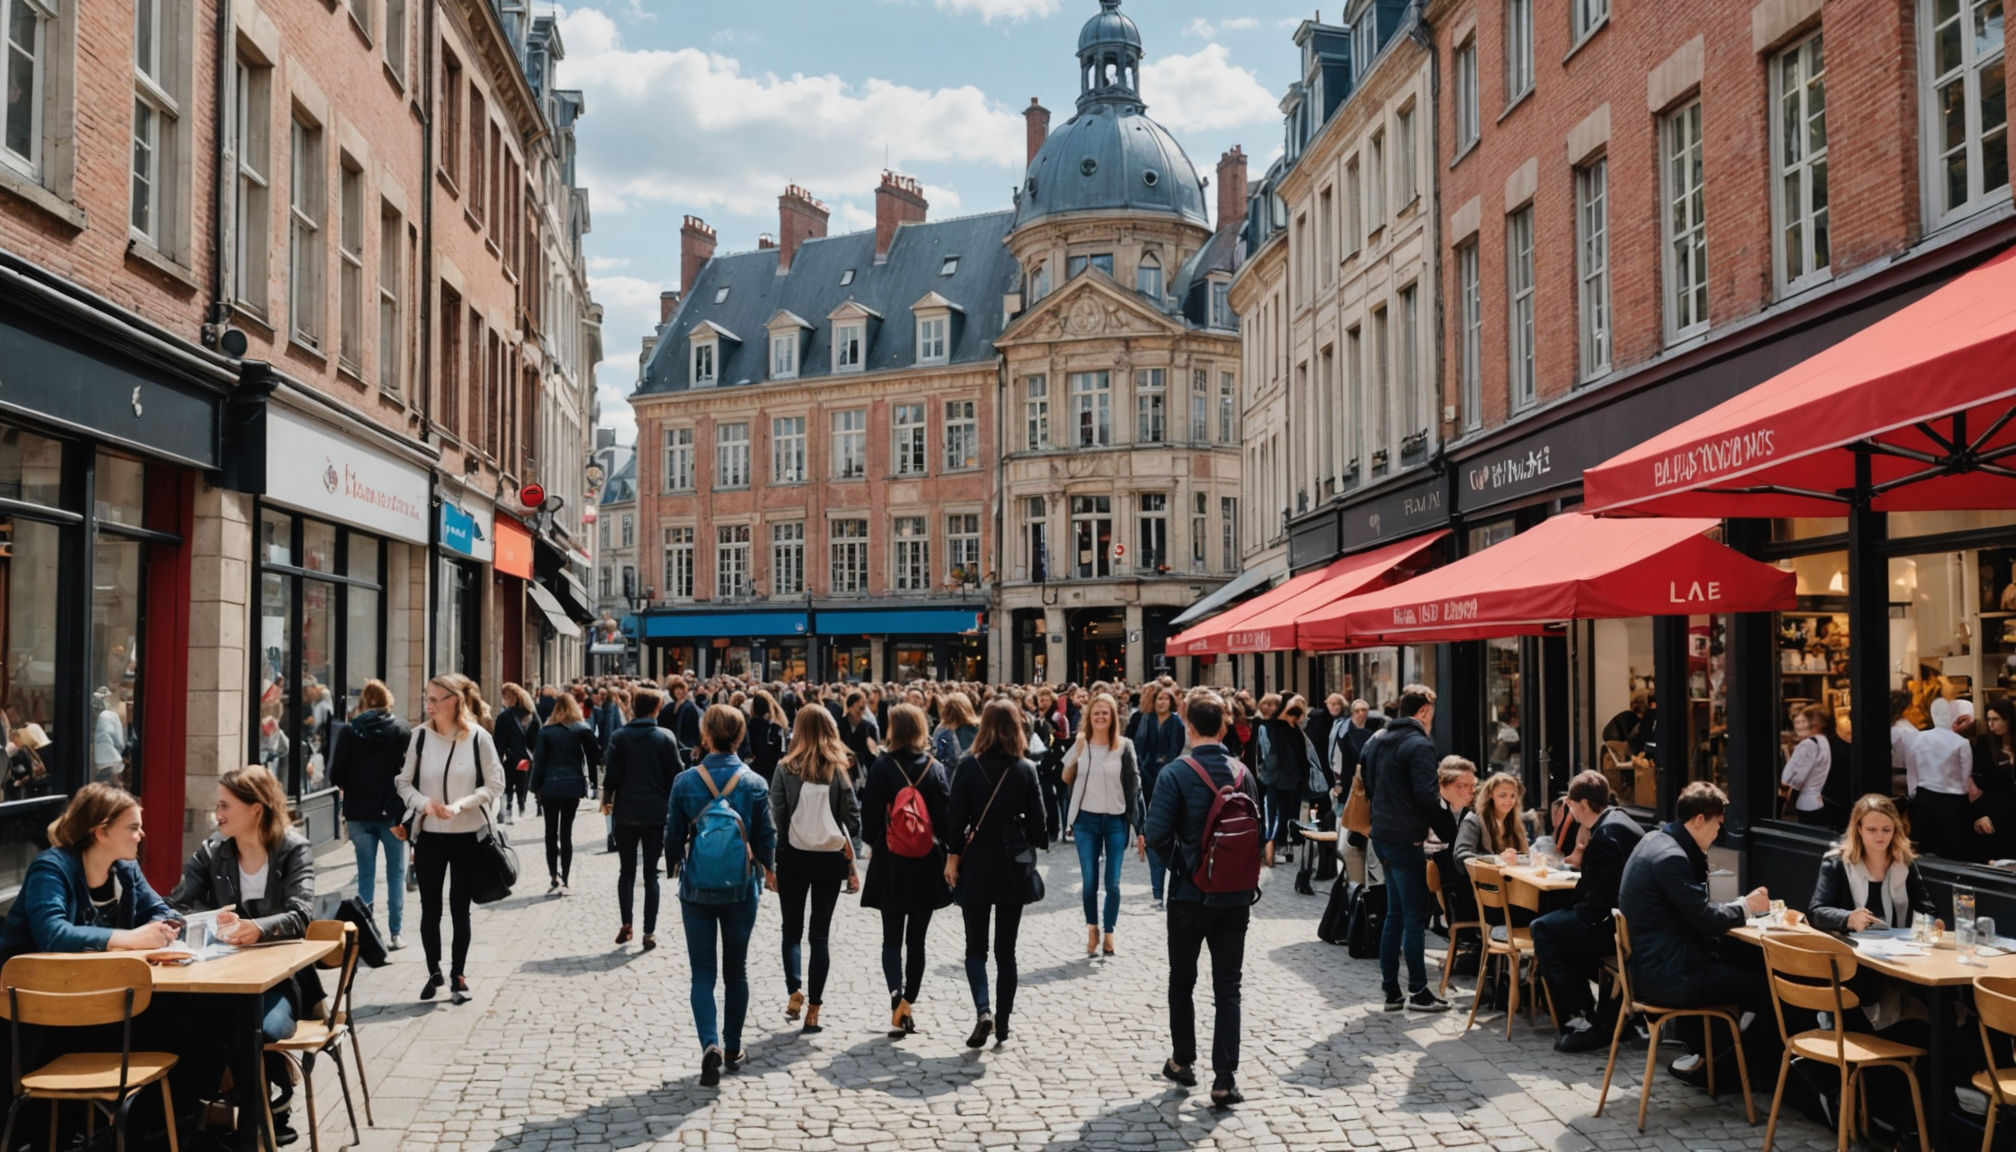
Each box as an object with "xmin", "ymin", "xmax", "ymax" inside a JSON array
[{"xmin": 637, "ymin": 211, "xmax": 1019, "ymax": 396}]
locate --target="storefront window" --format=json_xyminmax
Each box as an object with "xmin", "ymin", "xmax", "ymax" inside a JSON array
[
  {"xmin": 0, "ymin": 428, "xmax": 65, "ymax": 508},
  {"xmin": 1770, "ymin": 551, "xmax": 1850, "ymax": 830},
  {"xmin": 894, "ymin": 644, "xmax": 936, "ymax": 683},
  {"xmin": 1686, "ymin": 614, "xmax": 1732, "ymax": 792},
  {"xmin": 262, "ymin": 508, "xmax": 293, "ymax": 565},
  {"xmin": 829, "ymin": 641, "xmax": 871, "ymax": 682},
  {"xmin": 719, "ymin": 645, "xmax": 751, "ymax": 678},
  {"xmin": 3, "ymin": 518, "xmax": 61, "ymax": 798},
  {"xmin": 952, "ymin": 637, "xmax": 985, "ymax": 680},
  {"xmin": 301, "ymin": 581, "xmax": 335, "ymax": 792},
  {"xmin": 770, "ymin": 641, "xmax": 807, "ymax": 683},
  {"xmin": 1590, "ymin": 617, "xmax": 1657, "ymax": 808},
  {"xmin": 89, "ymin": 537, "xmax": 143, "ymax": 790},
  {"xmin": 258, "ymin": 572, "xmax": 293, "ymax": 776},
  {"xmin": 1486, "ymin": 637, "xmax": 1522, "ymax": 774},
  {"xmin": 93, "ymin": 452, "xmax": 146, "ymax": 528},
  {"xmin": 1770, "ymin": 517, "xmax": 1848, "ymax": 541}
]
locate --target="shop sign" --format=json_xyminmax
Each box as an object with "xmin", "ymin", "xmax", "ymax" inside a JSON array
[
  {"xmin": 264, "ymin": 406, "xmax": 429, "ymax": 544},
  {"xmin": 1288, "ymin": 511, "xmax": 1341, "ymax": 571},
  {"xmin": 494, "ymin": 518, "xmax": 535, "ymax": 579},
  {"xmin": 1341, "ymin": 471, "xmax": 1450, "ymax": 553},
  {"xmin": 438, "ymin": 498, "xmax": 495, "ymax": 562},
  {"xmin": 1224, "ymin": 628, "xmax": 1277, "ymax": 652}
]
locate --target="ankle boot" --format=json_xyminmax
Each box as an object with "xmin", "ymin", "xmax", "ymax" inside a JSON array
[
  {"xmin": 802, "ymin": 1004, "xmax": 823, "ymax": 1033},
  {"xmin": 1086, "ymin": 924, "xmax": 1100, "ymax": 956}
]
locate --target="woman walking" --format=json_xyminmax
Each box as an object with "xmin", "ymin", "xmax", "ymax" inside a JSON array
[
  {"xmin": 1132, "ymin": 685, "xmax": 1185, "ymax": 909},
  {"xmin": 531, "ymin": 691, "xmax": 600, "ymax": 895},
  {"xmin": 396, "ymin": 674, "xmax": 506, "ymax": 1005},
  {"xmin": 944, "ymin": 699, "xmax": 1049, "ymax": 1048},
  {"xmin": 328, "ymin": 678, "xmax": 410, "ymax": 948},
  {"xmin": 1260, "ymin": 695, "xmax": 1314, "ymax": 867},
  {"xmin": 861, "ymin": 703, "xmax": 954, "ymax": 1038},
  {"xmin": 494, "ymin": 684, "xmax": 537, "ymax": 825},
  {"xmin": 1062, "ymin": 692, "xmax": 1145, "ymax": 955},
  {"xmin": 746, "ymin": 690, "xmax": 788, "ymax": 780},
  {"xmin": 767, "ymin": 706, "xmax": 861, "ymax": 1033},
  {"xmin": 668, "ymin": 704, "xmax": 776, "ymax": 1086},
  {"xmin": 931, "ymin": 692, "xmax": 980, "ymax": 766}
]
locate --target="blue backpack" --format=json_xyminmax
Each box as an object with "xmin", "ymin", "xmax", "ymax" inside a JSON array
[{"xmin": 684, "ymin": 767, "xmax": 753, "ymax": 893}]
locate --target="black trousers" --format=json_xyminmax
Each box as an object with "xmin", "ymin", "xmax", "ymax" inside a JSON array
[
  {"xmin": 543, "ymin": 800, "xmax": 578, "ymax": 883},
  {"xmin": 504, "ymin": 768, "xmax": 530, "ymax": 812},
  {"xmin": 1663, "ymin": 952, "xmax": 1780, "ymax": 1073},
  {"xmin": 416, "ymin": 830, "xmax": 480, "ymax": 978},
  {"xmin": 880, "ymin": 907, "xmax": 934, "ymax": 1003},
  {"xmin": 776, "ymin": 861, "xmax": 844, "ymax": 1004},
  {"xmin": 614, "ymin": 823, "xmax": 665, "ymax": 934},
  {"xmin": 1530, "ymin": 908, "xmax": 1611, "ymax": 1022},
  {"xmin": 961, "ymin": 901, "xmax": 1023, "ymax": 1019},
  {"xmin": 1167, "ymin": 900, "xmax": 1250, "ymax": 1089}
]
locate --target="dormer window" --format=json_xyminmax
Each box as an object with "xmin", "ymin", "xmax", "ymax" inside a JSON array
[
  {"xmin": 771, "ymin": 334, "xmax": 797, "ymax": 378},
  {"xmin": 713, "ymin": 286, "xmax": 730, "ymax": 304},
  {"xmin": 834, "ymin": 322, "xmax": 864, "ymax": 371},
  {"xmin": 686, "ymin": 319, "xmax": 740, "ymax": 387},
  {"xmin": 1067, "ymin": 253, "xmax": 1114, "ymax": 279},
  {"xmin": 918, "ymin": 317, "xmax": 948, "ymax": 364},
  {"xmin": 692, "ymin": 341, "xmax": 716, "ymax": 385},
  {"xmin": 840, "ymin": 269, "xmax": 855, "ymax": 285},
  {"xmin": 1136, "ymin": 252, "xmax": 1163, "ymax": 300},
  {"xmin": 940, "ymin": 256, "xmax": 960, "ymax": 277},
  {"xmin": 1208, "ymin": 279, "xmax": 1232, "ymax": 329},
  {"xmin": 1029, "ymin": 261, "xmax": 1050, "ymax": 302}
]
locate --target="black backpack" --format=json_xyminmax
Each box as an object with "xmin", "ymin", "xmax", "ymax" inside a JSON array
[
  {"xmin": 1317, "ymin": 875, "xmax": 1356, "ymax": 945},
  {"xmin": 1346, "ymin": 883, "xmax": 1386, "ymax": 959}
]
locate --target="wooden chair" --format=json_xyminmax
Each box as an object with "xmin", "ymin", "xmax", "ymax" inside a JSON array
[
  {"xmin": 1971, "ymin": 974, "xmax": 2016, "ymax": 1152},
  {"xmin": 1426, "ymin": 858, "xmax": 1482, "ymax": 998},
  {"xmin": 1595, "ymin": 912, "xmax": 1755, "ymax": 1131},
  {"xmin": 0, "ymin": 956, "xmax": 179, "ymax": 1152},
  {"xmin": 265, "ymin": 921, "xmax": 372, "ymax": 1152},
  {"xmin": 1459, "ymin": 858, "xmax": 1554, "ymax": 1039},
  {"xmin": 1759, "ymin": 932, "xmax": 1927, "ymax": 1152}
]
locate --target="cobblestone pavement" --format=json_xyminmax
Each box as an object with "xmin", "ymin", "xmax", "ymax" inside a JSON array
[{"xmin": 307, "ymin": 817, "xmax": 1836, "ymax": 1152}]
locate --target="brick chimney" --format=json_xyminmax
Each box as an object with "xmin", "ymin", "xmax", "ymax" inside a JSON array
[
  {"xmin": 874, "ymin": 172, "xmax": 929, "ymax": 263},
  {"xmin": 679, "ymin": 215, "xmax": 717, "ymax": 295},
  {"xmin": 1216, "ymin": 146, "xmax": 1249, "ymax": 230},
  {"xmin": 777, "ymin": 184, "xmax": 829, "ymax": 273},
  {"xmin": 1024, "ymin": 98, "xmax": 1051, "ymax": 167},
  {"xmin": 757, "ymin": 234, "xmax": 777, "ymax": 250},
  {"xmin": 658, "ymin": 290, "xmax": 681, "ymax": 326}
]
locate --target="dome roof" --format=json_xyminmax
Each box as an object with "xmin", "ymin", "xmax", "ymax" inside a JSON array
[
  {"xmin": 1078, "ymin": 0, "xmax": 1140, "ymax": 52},
  {"xmin": 1015, "ymin": 104, "xmax": 1209, "ymax": 230}
]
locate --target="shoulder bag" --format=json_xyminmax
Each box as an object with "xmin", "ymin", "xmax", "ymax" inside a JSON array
[
  {"xmin": 415, "ymin": 726, "xmax": 519, "ymax": 903},
  {"xmin": 955, "ymin": 759, "xmax": 1045, "ymax": 906}
]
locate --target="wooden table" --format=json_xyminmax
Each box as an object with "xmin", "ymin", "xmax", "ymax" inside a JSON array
[
  {"xmin": 1499, "ymin": 864, "xmax": 1579, "ymax": 913},
  {"xmin": 32, "ymin": 939, "xmax": 337, "ymax": 1151},
  {"xmin": 1727, "ymin": 921, "xmax": 2012, "ymax": 1151}
]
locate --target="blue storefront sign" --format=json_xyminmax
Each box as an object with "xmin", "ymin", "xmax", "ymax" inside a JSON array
[{"xmin": 440, "ymin": 501, "xmax": 486, "ymax": 557}]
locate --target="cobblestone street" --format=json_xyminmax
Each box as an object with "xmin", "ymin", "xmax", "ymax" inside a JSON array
[{"xmin": 312, "ymin": 819, "xmax": 1834, "ymax": 1152}]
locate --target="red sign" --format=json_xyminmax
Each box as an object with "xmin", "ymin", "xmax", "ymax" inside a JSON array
[
  {"xmin": 518, "ymin": 483, "xmax": 546, "ymax": 510},
  {"xmin": 493, "ymin": 518, "xmax": 535, "ymax": 579}
]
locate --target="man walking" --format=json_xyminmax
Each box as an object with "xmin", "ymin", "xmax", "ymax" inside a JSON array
[
  {"xmin": 1362, "ymin": 684, "xmax": 1466, "ymax": 1013},
  {"xmin": 1146, "ymin": 688, "xmax": 1263, "ymax": 1108},
  {"xmin": 602, "ymin": 689, "xmax": 684, "ymax": 949}
]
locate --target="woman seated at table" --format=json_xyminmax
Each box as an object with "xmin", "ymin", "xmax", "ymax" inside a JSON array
[
  {"xmin": 1449, "ymin": 770, "xmax": 1542, "ymax": 937},
  {"xmin": 1808, "ymin": 793, "xmax": 1935, "ymax": 935},
  {"xmin": 0, "ymin": 782, "xmax": 180, "ymax": 965}
]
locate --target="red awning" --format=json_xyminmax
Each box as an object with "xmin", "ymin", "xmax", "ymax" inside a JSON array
[
  {"xmin": 1297, "ymin": 514, "xmax": 1794, "ymax": 649},
  {"xmin": 1167, "ymin": 532, "xmax": 1446, "ymax": 656},
  {"xmin": 1583, "ymin": 248, "xmax": 2016, "ymax": 518}
]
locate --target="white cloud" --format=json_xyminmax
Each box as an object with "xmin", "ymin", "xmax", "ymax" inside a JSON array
[
  {"xmin": 1184, "ymin": 17, "xmax": 1215, "ymax": 37},
  {"xmin": 1222, "ymin": 17, "xmax": 1259, "ymax": 29},
  {"xmin": 587, "ymin": 255, "xmax": 630, "ymax": 272},
  {"xmin": 931, "ymin": 0, "xmax": 1060, "ymax": 21},
  {"xmin": 1140, "ymin": 44, "xmax": 1279, "ymax": 133},
  {"xmin": 555, "ymin": 8, "xmax": 1024, "ymax": 226}
]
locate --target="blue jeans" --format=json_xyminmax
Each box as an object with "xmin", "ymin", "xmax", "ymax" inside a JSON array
[
  {"xmin": 260, "ymin": 988, "xmax": 297, "ymax": 1043},
  {"xmin": 1074, "ymin": 812, "xmax": 1128, "ymax": 932},
  {"xmin": 349, "ymin": 820, "xmax": 406, "ymax": 934},
  {"xmin": 1374, "ymin": 839, "xmax": 1430, "ymax": 997},
  {"xmin": 681, "ymin": 895, "xmax": 760, "ymax": 1053}
]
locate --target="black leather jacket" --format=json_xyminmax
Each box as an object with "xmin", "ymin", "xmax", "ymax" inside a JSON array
[{"xmin": 169, "ymin": 830, "xmax": 316, "ymax": 942}]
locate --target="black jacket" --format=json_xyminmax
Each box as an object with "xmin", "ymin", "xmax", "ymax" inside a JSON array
[
  {"xmin": 493, "ymin": 707, "xmax": 535, "ymax": 772},
  {"xmin": 1362, "ymin": 717, "xmax": 1454, "ymax": 846},
  {"xmin": 745, "ymin": 717, "xmax": 787, "ymax": 780},
  {"xmin": 327, "ymin": 709, "xmax": 411, "ymax": 823},
  {"xmin": 945, "ymin": 752, "xmax": 1047, "ymax": 907},
  {"xmin": 1807, "ymin": 851, "xmax": 1936, "ymax": 932},
  {"xmin": 1570, "ymin": 807, "xmax": 1645, "ymax": 929},
  {"xmin": 658, "ymin": 698, "xmax": 702, "ymax": 751},
  {"xmin": 860, "ymin": 750, "xmax": 955, "ymax": 913},
  {"xmin": 169, "ymin": 830, "xmax": 316, "ymax": 942},
  {"xmin": 1616, "ymin": 822, "xmax": 1745, "ymax": 986},
  {"xmin": 1144, "ymin": 742, "xmax": 1263, "ymax": 907},
  {"xmin": 530, "ymin": 720, "xmax": 601, "ymax": 800},
  {"xmin": 602, "ymin": 717, "xmax": 682, "ymax": 826}
]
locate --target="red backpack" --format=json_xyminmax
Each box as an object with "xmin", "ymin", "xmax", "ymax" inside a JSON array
[
  {"xmin": 1180, "ymin": 755, "xmax": 1263, "ymax": 894},
  {"xmin": 884, "ymin": 758, "xmax": 939, "ymax": 859}
]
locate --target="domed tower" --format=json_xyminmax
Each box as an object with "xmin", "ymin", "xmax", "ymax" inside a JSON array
[{"xmin": 994, "ymin": 0, "xmax": 1247, "ymax": 687}]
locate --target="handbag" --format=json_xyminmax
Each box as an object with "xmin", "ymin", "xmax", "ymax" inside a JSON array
[
  {"xmin": 1341, "ymin": 766, "xmax": 1372, "ymax": 836},
  {"xmin": 335, "ymin": 895, "xmax": 389, "ymax": 968},
  {"xmin": 956, "ymin": 759, "xmax": 1045, "ymax": 906},
  {"xmin": 414, "ymin": 726, "xmax": 519, "ymax": 904}
]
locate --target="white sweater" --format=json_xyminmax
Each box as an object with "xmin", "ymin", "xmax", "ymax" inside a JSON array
[{"xmin": 396, "ymin": 724, "xmax": 506, "ymax": 834}]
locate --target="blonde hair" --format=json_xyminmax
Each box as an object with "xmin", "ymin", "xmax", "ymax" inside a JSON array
[
  {"xmin": 1839, "ymin": 794, "xmax": 1916, "ymax": 867},
  {"xmin": 48, "ymin": 783, "xmax": 141, "ymax": 850},
  {"xmin": 936, "ymin": 691, "xmax": 977, "ymax": 733},
  {"xmin": 426, "ymin": 675, "xmax": 476, "ymax": 735},
  {"xmin": 782, "ymin": 704, "xmax": 852, "ymax": 787},
  {"xmin": 547, "ymin": 692, "xmax": 584, "ymax": 726},
  {"xmin": 219, "ymin": 765, "xmax": 294, "ymax": 851},
  {"xmin": 1083, "ymin": 693, "xmax": 1122, "ymax": 751},
  {"xmin": 1472, "ymin": 770, "xmax": 1528, "ymax": 855}
]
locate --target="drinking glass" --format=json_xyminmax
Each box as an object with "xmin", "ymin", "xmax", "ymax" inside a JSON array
[
  {"xmin": 1769, "ymin": 898, "xmax": 1787, "ymax": 926},
  {"xmin": 1913, "ymin": 912, "xmax": 1933, "ymax": 944},
  {"xmin": 1957, "ymin": 886, "xmax": 1978, "ymax": 954},
  {"xmin": 1982, "ymin": 916, "xmax": 2000, "ymax": 951}
]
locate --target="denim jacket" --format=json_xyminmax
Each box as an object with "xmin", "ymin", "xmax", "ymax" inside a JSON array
[
  {"xmin": 0, "ymin": 847, "xmax": 176, "ymax": 966},
  {"xmin": 665, "ymin": 752, "xmax": 777, "ymax": 905}
]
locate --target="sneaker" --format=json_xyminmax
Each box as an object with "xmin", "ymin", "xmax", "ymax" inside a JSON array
[
  {"xmin": 1560, "ymin": 1012, "xmax": 1593, "ymax": 1034},
  {"xmin": 700, "ymin": 1047, "xmax": 723, "ymax": 1087},
  {"xmin": 1152, "ymin": 899, "xmax": 1166, "ymax": 912},
  {"xmin": 1382, "ymin": 991, "xmax": 1405, "ymax": 1012},
  {"xmin": 389, "ymin": 933, "xmax": 406, "ymax": 951},
  {"xmin": 1406, "ymin": 988, "xmax": 1452, "ymax": 1013}
]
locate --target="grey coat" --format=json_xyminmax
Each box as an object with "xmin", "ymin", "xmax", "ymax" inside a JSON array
[{"xmin": 169, "ymin": 829, "xmax": 316, "ymax": 942}]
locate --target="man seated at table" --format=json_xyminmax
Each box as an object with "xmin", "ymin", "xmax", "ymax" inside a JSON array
[
  {"xmin": 1616, "ymin": 781, "xmax": 1774, "ymax": 1087},
  {"xmin": 1533, "ymin": 770, "xmax": 1644, "ymax": 1052}
]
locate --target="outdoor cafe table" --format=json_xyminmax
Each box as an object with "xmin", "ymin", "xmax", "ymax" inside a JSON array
[
  {"xmin": 1729, "ymin": 920, "xmax": 2013, "ymax": 1152},
  {"xmin": 1499, "ymin": 863, "xmax": 1578, "ymax": 913},
  {"xmin": 26, "ymin": 938, "xmax": 339, "ymax": 1152}
]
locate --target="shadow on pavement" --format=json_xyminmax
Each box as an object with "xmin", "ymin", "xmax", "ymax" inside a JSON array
[
  {"xmin": 515, "ymin": 949, "xmax": 642, "ymax": 976},
  {"xmin": 482, "ymin": 1084, "xmax": 709, "ymax": 1152},
  {"xmin": 1038, "ymin": 1092, "xmax": 1229, "ymax": 1150},
  {"xmin": 816, "ymin": 1036, "xmax": 986, "ymax": 1096}
]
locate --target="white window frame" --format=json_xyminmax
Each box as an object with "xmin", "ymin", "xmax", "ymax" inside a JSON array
[
  {"xmin": 1458, "ymin": 241, "xmax": 1482, "ymax": 430},
  {"xmin": 1218, "ymin": 372, "xmax": 1236, "ymax": 444},
  {"xmin": 1190, "ymin": 368, "xmax": 1209, "ymax": 443},
  {"xmin": 1, "ymin": 0, "xmax": 53, "ymax": 180},
  {"xmin": 1772, "ymin": 31, "xmax": 1831, "ymax": 291},
  {"xmin": 1135, "ymin": 251, "xmax": 1162, "ymax": 299},
  {"xmin": 1191, "ymin": 492, "xmax": 1207, "ymax": 569},
  {"xmin": 1454, "ymin": 37, "xmax": 1479, "ymax": 154},
  {"xmin": 834, "ymin": 321, "xmax": 865, "ymax": 372},
  {"xmin": 377, "ymin": 202, "xmax": 402, "ymax": 396},
  {"xmin": 664, "ymin": 526, "xmax": 695, "ymax": 599},
  {"xmin": 289, "ymin": 114, "xmax": 324, "ymax": 350},
  {"xmin": 131, "ymin": 0, "xmax": 178, "ymax": 248},
  {"xmin": 1369, "ymin": 306, "xmax": 1390, "ymax": 464},
  {"xmin": 771, "ymin": 332, "xmax": 798, "ymax": 379},
  {"xmin": 1571, "ymin": 0, "xmax": 1608, "ymax": 43},
  {"xmin": 771, "ymin": 522, "xmax": 805, "ymax": 596},
  {"xmin": 1576, "ymin": 157, "xmax": 1612, "ymax": 380},
  {"xmin": 946, "ymin": 513, "xmax": 980, "ymax": 585},
  {"xmin": 1367, "ymin": 130, "xmax": 1386, "ymax": 229},
  {"xmin": 620, "ymin": 514, "xmax": 634, "ymax": 548},
  {"xmin": 1069, "ymin": 495, "xmax": 1112, "ymax": 579},
  {"xmin": 893, "ymin": 516, "xmax": 929, "ymax": 591},
  {"xmin": 832, "ymin": 409, "xmax": 867, "ymax": 479},
  {"xmin": 232, "ymin": 55, "xmax": 271, "ymax": 314},
  {"xmin": 663, "ymin": 426, "xmax": 694, "ymax": 491},
  {"xmin": 893, "ymin": 403, "xmax": 927, "ymax": 476},
  {"xmin": 771, "ymin": 415, "xmax": 806, "ymax": 484},
  {"xmin": 1220, "ymin": 497, "xmax": 1237, "ymax": 571},
  {"xmin": 1072, "ymin": 371, "xmax": 1111, "ymax": 447},
  {"xmin": 1399, "ymin": 284, "xmax": 1422, "ymax": 440},
  {"xmin": 716, "ymin": 525, "xmax": 750, "ymax": 599},
  {"xmin": 384, "ymin": 0, "xmax": 407, "ymax": 84},
  {"xmin": 715, "ymin": 422, "xmax": 750, "ymax": 489},
  {"xmin": 1661, "ymin": 99, "xmax": 1710, "ymax": 341},
  {"xmin": 1025, "ymin": 375, "xmax": 1050, "ymax": 450},
  {"xmin": 1395, "ymin": 105, "xmax": 1417, "ymax": 206},
  {"xmin": 1136, "ymin": 492, "xmax": 1167, "ymax": 571},
  {"xmin": 691, "ymin": 338, "xmax": 717, "ymax": 386},
  {"xmin": 1135, "ymin": 368, "xmax": 1166, "ymax": 444},
  {"xmin": 1507, "ymin": 207, "xmax": 1537, "ymax": 411},
  {"xmin": 1504, "ymin": 0, "xmax": 1534, "ymax": 106},
  {"xmin": 829, "ymin": 519, "xmax": 868, "ymax": 593},
  {"xmin": 916, "ymin": 315, "xmax": 948, "ymax": 364},
  {"xmin": 336, "ymin": 158, "xmax": 364, "ymax": 373},
  {"xmin": 1920, "ymin": 0, "xmax": 2009, "ymax": 225},
  {"xmin": 943, "ymin": 399, "xmax": 977, "ymax": 471},
  {"xmin": 1209, "ymin": 279, "xmax": 1231, "ymax": 328},
  {"xmin": 1344, "ymin": 156, "xmax": 1362, "ymax": 254}
]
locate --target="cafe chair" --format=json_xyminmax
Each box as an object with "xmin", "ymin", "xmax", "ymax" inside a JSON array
[
  {"xmin": 1596, "ymin": 911, "xmax": 1755, "ymax": 1132},
  {"xmin": 265, "ymin": 921, "xmax": 372, "ymax": 1152},
  {"xmin": 1460, "ymin": 858, "xmax": 1556, "ymax": 1039},
  {"xmin": 1971, "ymin": 974, "xmax": 2016, "ymax": 1152},
  {"xmin": 0, "ymin": 956, "xmax": 180, "ymax": 1152},
  {"xmin": 1426, "ymin": 858, "xmax": 1483, "ymax": 998},
  {"xmin": 1758, "ymin": 932, "xmax": 1927, "ymax": 1152}
]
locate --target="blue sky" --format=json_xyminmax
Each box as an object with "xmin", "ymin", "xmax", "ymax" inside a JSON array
[{"xmin": 550, "ymin": 0, "xmax": 1324, "ymax": 443}]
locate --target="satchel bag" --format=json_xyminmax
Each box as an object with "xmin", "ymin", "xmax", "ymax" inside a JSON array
[
  {"xmin": 1341, "ymin": 766, "xmax": 1373, "ymax": 836},
  {"xmin": 335, "ymin": 895, "xmax": 390, "ymax": 968}
]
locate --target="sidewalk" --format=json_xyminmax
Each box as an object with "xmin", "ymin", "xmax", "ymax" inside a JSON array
[{"xmin": 303, "ymin": 816, "xmax": 1838, "ymax": 1152}]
